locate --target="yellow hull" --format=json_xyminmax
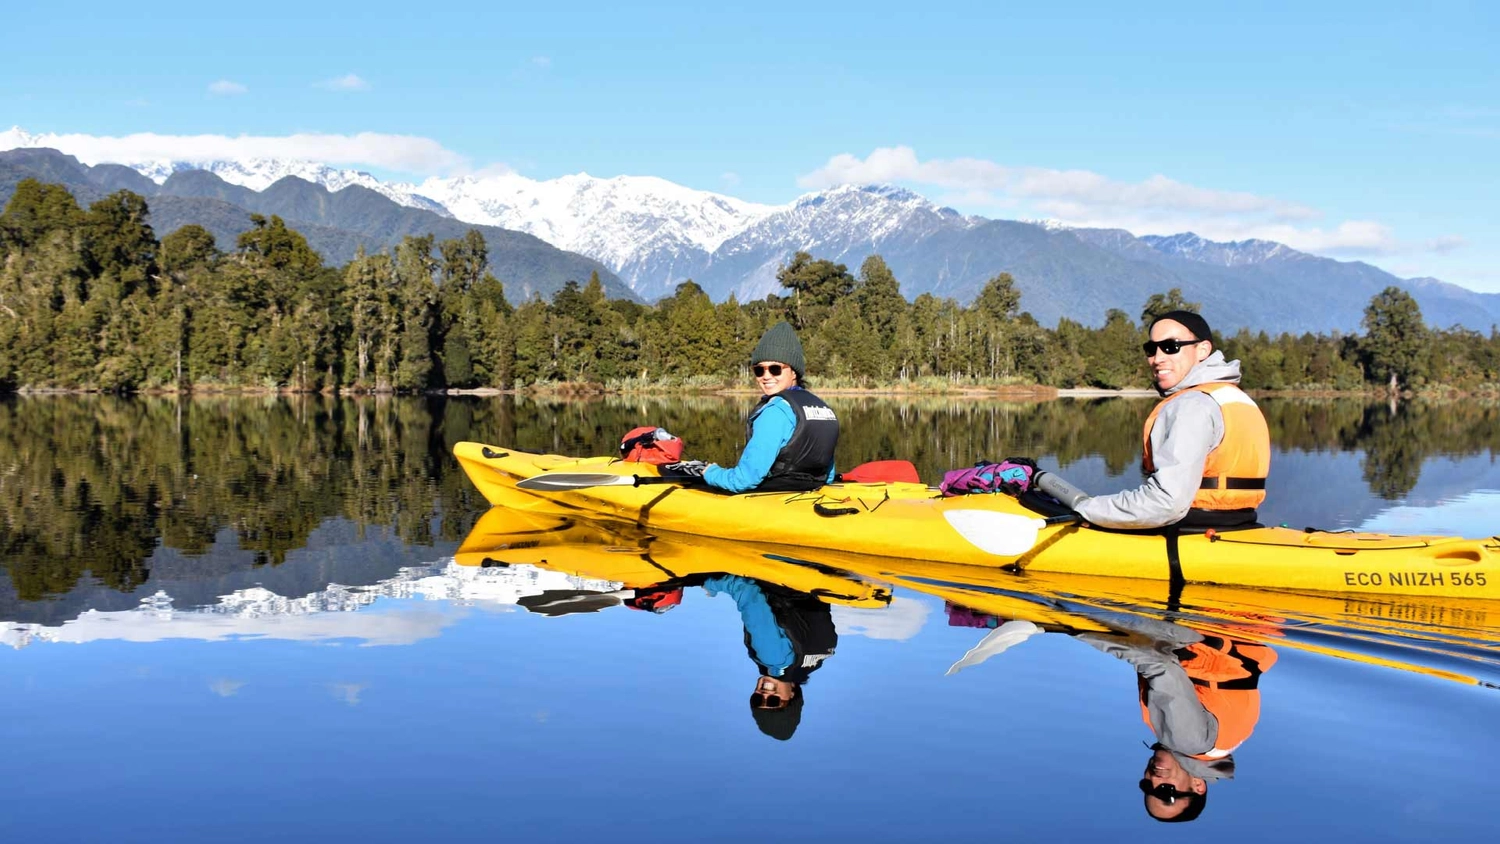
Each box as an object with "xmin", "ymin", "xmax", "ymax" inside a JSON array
[
  {"xmin": 454, "ymin": 505, "xmax": 892, "ymax": 609},
  {"xmin": 453, "ymin": 442, "xmax": 1500, "ymax": 599}
]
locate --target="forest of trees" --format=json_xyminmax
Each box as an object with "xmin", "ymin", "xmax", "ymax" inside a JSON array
[{"xmin": 2, "ymin": 179, "xmax": 1497, "ymax": 395}]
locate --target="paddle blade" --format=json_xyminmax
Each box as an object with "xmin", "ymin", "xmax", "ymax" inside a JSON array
[
  {"xmin": 518, "ymin": 589, "xmax": 628, "ymax": 616},
  {"xmin": 942, "ymin": 510, "xmax": 1047, "ymax": 557},
  {"xmin": 946, "ymin": 620, "xmax": 1043, "ymax": 675},
  {"xmin": 516, "ymin": 473, "xmax": 641, "ymax": 491}
]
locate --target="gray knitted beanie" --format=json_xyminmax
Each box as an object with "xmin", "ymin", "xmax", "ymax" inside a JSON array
[{"xmin": 750, "ymin": 322, "xmax": 806, "ymax": 381}]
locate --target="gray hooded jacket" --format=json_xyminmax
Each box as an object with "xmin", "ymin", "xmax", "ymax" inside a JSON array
[{"xmin": 1074, "ymin": 352, "xmax": 1247, "ymax": 530}]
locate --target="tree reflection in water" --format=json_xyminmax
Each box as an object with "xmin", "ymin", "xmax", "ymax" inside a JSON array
[{"xmin": 1, "ymin": 394, "xmax": 1495, "ymax": 605}]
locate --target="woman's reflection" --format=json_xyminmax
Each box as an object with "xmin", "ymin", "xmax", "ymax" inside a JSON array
[{"xmin": 703, "ymin": 575, "xmax": 838, "ymax": 741}]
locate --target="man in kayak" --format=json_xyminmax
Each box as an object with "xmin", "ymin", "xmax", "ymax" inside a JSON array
[
  {"xmin": 1073, "ymin": 310, "xmax": 1270, "ymax": 530},
  {"xmin": 666, "ymin": 322, "xmax": 839, "ymax": 492},
  {"xmin": 702, "ymin": 574, "xmax": 838, "ymax": 741}
]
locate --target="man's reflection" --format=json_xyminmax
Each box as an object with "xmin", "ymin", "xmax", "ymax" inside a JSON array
[
  {"xmin": 946, "ymin": 602, "xmax": 1276, "ymax": 822},
  {"xmin": 704, "ymin": 575, "xmax": 837, "ymax": 742},
  {"xmin": 1079, "ymin": 616, "xmax": 1276, "ymax": 821}
]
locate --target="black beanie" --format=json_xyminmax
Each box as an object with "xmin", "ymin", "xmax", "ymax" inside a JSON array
[
  {"xmin": 1150, "ymin": 310, "xmax": 1214, "ymax": 346},
  {"xmin": 750, "ymin": 321, "xmax": 807, "ymax": 381},
  {"xmin": 750, "ymin": 687, "xmax": 804, "ymax": 741}
]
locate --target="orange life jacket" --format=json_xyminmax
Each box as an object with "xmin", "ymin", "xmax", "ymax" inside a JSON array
[
  {"xmin": 1140, "ymin": 636, "xmax": 1278, "ymax": 758},
  {"xmin": 1142, "ymin": 382, "xmax": 1270, "ymax": 512}
]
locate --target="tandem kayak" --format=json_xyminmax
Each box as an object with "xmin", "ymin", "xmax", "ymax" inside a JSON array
[{"xmin": 452, "ymin": 442, "xmax": 1500, "ymax": 599}]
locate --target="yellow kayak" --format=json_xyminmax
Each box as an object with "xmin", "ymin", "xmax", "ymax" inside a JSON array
[{"xmin": 453, "ymin": 442, "xmax": 1500, "ymax": 599}]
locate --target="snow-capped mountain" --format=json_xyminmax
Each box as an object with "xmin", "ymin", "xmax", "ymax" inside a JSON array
[
  {"xmin": 0, "ymin": 127, "xmax": 451, "ymax": 216},
  {"xmin": 1141, "ymin": 232, "xmax": 1295, "ymax": 267},
  {"xmin": 0, "ymin": 558, "xmax": 620, "ymax": 649},
  {"xmin": 697, "ymin": 184, "xmax": 980, "ymax": 302},
  {"xmin": 413, "ymin": 172, "xmax": 772, "ymax": 259},
  {"xmin": 7, "ymin": 126, "xmax": 1499, "ymax": 333},
  {"xmin": 405, "ymin": 171, "xmax": 775, "ymax": 295}
]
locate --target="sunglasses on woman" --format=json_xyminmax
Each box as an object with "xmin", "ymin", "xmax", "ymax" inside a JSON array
[
  {"xmin": 752, "ymin": 364, "xmax": 785, "ymax": 377},
  {"xmin": 750, "ymin": 691, "xmax": 788, "ymax": 708},
  {"xmin": 1141, "ymin": 338, "xmax": 1202, "ymax": 356}
]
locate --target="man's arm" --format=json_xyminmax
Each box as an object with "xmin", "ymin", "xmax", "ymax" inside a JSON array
[{"xmin": 1074, "ymin": 394, "xmax": 1224, "ymax": 529}]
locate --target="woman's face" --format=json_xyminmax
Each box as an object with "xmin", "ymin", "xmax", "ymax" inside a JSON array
[{"xmin": 753, "ymin": 360, "xmax": 797, "ymax": 396}]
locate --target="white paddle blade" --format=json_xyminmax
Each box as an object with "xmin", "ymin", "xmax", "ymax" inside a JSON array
[
  {"xmin": 516, "ymin": 473, "xmax": 638, "ymax": 491},
  {"xmin": 942, "ymin": 510, "xmax": 1047, "ymax": 557},
  {"xmin": 946, "ymin": 620, "xmax": 1043, "ymax": 675}
]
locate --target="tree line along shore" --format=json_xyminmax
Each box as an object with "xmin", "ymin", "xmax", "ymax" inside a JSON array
[{"xmin": 2, "ymin": 180, "xmax": 1494, "ymax": 396}]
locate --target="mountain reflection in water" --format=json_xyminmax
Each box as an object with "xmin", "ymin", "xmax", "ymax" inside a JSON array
[{"xmin": 2, "ymin": 395, "xmax": 1498, "ymax": 840}]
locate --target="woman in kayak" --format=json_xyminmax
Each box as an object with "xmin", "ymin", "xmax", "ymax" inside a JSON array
[{"xmin": 666, "ymin": 321, "xmax": 839, "ymax": 492}]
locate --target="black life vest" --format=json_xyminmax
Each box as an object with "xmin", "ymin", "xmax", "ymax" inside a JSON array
[
  {"xmin": 745, "ymin": 387, "xmax": 839, "ymax": 492},
  {"xmin": 745, "ymin": 584, "xmax": 838, "ymax": 685}
]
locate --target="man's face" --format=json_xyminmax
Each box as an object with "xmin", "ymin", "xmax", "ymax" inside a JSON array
[
  {"xmin": 1146, "ymin": 319, "xmax": 1211, "ymax": 392},
  {"xmin": 1140, "ymin": 748, "xmax": 1205, "ymax": 821}
]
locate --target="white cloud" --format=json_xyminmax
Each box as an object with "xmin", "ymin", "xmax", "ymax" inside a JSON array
[
  {"xmin": 800, "ymin": 146, "xmax": 1314, "ymax": 220},
  {"xmin": 720, "ymin": 171, "xmax": 741, "ymax": 187},
  {"xmin": 1425, "ymin": 235, "xmax": 1467, "ymax": 254},
  {"xmin": 2, "ymin": 128, "xmax": 467, "ymax": 174},
  {"xmin": 318, "ymin": 73, "xmax": 370, "ymax": 92},
  {"xmin": 831, "ymin": 596, "xmax": 931, "ymax": 641},
  {"xmin": 208, "ymin": 80, "xmax": 248, "ymax": 96},
  {"xmin": 532, "ymin": 56, "xmax": 552, "ymax": 68},
  {"xmin": 328, "ymin": 683, "xmax": 366, "ymax": 705},
  {"xmin": 800, "ymin": 146, "xmax": 1464, "ymax": 259}
]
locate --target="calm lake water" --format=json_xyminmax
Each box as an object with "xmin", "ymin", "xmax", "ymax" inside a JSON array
[{"xmin": 2, "ymin": 394, "xmax": 1498, "ymax": 842}]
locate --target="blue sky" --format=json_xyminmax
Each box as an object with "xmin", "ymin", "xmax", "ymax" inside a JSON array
[{"xmin": 4, "ymin": 0, "xmax": 1497, "ymax": 290}]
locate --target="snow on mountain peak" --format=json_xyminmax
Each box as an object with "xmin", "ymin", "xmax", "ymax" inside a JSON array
[
  {"xmin": 1142, "ymin": 232, "xmax": 1294, "ymax": 266},
  {"xmin": 1, "ymin": 126, "xmax": 47, "ymax": 151},
  {"xmin": 408, "ymin": 170, "xmax": 779, "ymax": 268}
]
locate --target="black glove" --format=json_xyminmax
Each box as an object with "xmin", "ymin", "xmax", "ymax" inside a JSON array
[{"xmin": 660, "ymin": 460, "xmax": 709, "ymax": 479}]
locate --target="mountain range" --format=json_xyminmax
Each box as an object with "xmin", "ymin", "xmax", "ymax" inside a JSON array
[
  {"xmin": 0, "ymin": 144, "xmax": 635, "ymax": 304},
  {"xmin": 4, "ymin": 127, "xmax": 1499, "ymax": 335}
]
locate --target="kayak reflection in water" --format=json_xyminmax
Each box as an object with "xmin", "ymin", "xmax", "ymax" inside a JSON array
[
  {"xmin": 946, "ymin": 604, "xmax": 1277, "ymax": 823},
  {"xmin": 704, "ymin": 574, "xmax": 838, "ymax": 741}
]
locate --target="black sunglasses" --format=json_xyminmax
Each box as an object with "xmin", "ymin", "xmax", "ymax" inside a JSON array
[
  {"xmin": 750, "ymin": 691, "xmax": 789, "ymax": 708},
  {"xmin": 1138, "ymin": 780, "xmax": 1196, "ymax": 804},
  {"xmin": 752, "ymin": 364, "xmax": 785, "ymax": 377},
  {"xmin": 1141, "ymin": 337, "xmax": 1202, "ymax": 356}
]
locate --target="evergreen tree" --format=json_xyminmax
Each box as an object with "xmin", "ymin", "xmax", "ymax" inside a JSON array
[
  {"xmin": 968, "ymin": 272, "xmax": 1023, "ymax": 379},
  {"xmin": 1361, "ymin": 286, "xmax": 1429, "ymax": 392},
  {"xmin": 856, "ymin": 255, "xmax": 906, "ymax": 350},
  {"xmin": 393, "ymin": 236, "xmax": 438, "ymax": 390},
  {"xmin": 1139, "ymin": 288, "xmax": 1201, "ymax": 329},
  {"xmin": 776, "ymin": 251, "xmax": 855, "ymax": 330}
]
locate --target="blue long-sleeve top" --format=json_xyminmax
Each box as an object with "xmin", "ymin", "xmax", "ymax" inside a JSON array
[
  {"xmin": 702, "ymin": 575, "xmax": 795, "ymax": 676},
  {"xmin": 701, "ymin": 390, "xmax": 837, "ymax": 493}
]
